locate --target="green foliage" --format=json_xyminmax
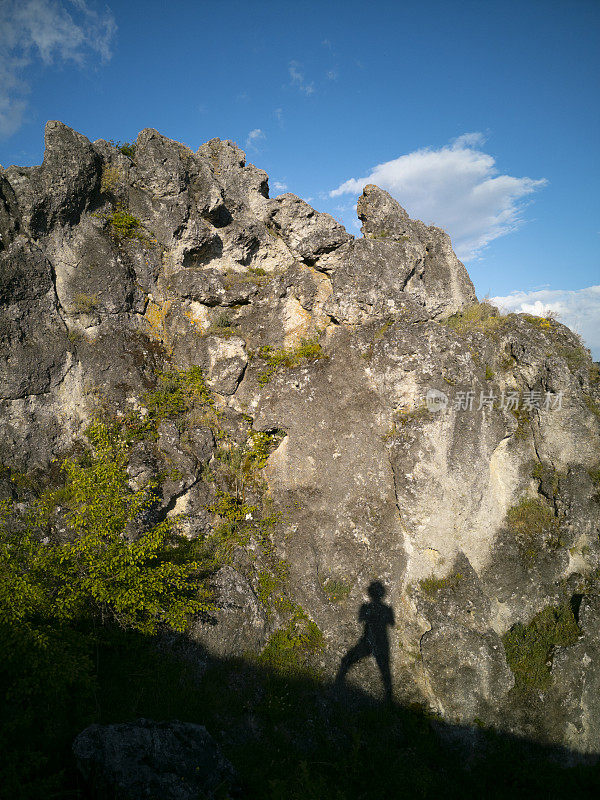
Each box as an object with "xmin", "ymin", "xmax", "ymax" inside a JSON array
[
  {"xmin": 521, "ymin": 313, "xmax": 556, "ymax": 331},
  {"xmin": 419, "ymin": 572, "xmax": 463, "ymax": 597},
  {"xmin": 509, "ymin": 402, "xmax": 532, "ymax": 440},
  {"xmin": 583, "ymin": 393, "xmax": 600, "ymax": 420},
  {"xmin": 531, "ymin": 462, "xmax": 561, "ymax": 497},
  {"xmin": 249, "ymin": 266, "xmax": 268, "ymax": 276},
  {"xmin": 506, "ymin": 496, "xmax": 557, "ymax": 537},
  {"xmin": 0, "ymin": 419, "xmax": 208, "ymax": 634},
  {"xmin": 256, "ymin": 559, "xmax": 293, "ymax": 613},
  {"xmin": 143, "ymin": 366, "xmax": 213, "ymax": 423},
  {"xmin": 383, "ymin": 405, "xmax": 432, "ymax": 440},
  {"xmin": 100, "ymin": 164, "xmax": 122, "ymax": 193},
  {"xmin": 555, "ymin": 342, "xmax": 589, "ymax": 373},
  {"xmin": 505, "ymin": 496, "xmax": 562, "ymax": 560},
  {"xmin": 257, "ymin": 337, "xmax": 326, "ymax": 385},
  {"xmin": 259, "ymin": 609, "xmax": 324, "ymax": 674},
  {"xmin": 485, "ymin": 364, "xmax": 494, "ymax": 380},
  {"xmin": 503, "ymin": 602, "xmax": 580, "ymax": 692},
  {"xmin": 117, "ymin": 141, "xmax": 136, "ymax": 158},
  {"xmin": 0, "ymin": 418, "xmax": 213, "ymax": 796},
  {"xmin": 440, "ymin": 302, "xmax": 507, "ymax": 337},
  {"xmin": 108, "ymin": 208, "xmax": 142, "ymax": 240},
  {"xmin": 207, "ymin": 312, "xmax": 239, "ymax": 338}
]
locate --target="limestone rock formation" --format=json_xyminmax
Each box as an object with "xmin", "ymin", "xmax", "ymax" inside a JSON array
[{"xmin": 1, "ymin": 122, "xmax": 600, "ymax": 763}]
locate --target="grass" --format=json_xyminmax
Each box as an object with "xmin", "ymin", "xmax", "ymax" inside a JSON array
[
  {"xmin": 100, "ymin": 165, "xmax": 122, "ymax": 194},
  {"xmin": 505, "ymin": 496, "xmax": 562, "ymax": 560},
  {"xmin": 506, "ymin": 497, "xmax": 558, "ymax": 536},
  {"xmin": 419, "ymin": 572, "xmax": 463, "ymax": 598},
  {"xmin": 531, "ymin": 462, "xmax": 561, "ymax": 497},
  {"xmin": 521, "ymin": 313, "xmax": 556, "ymax": 331},
  {"xmin": 257, "ymin": 337, "xmax": 327, "ymax": 386},
  {"xmin": 440, "ymin": 302, "xmax": 507, "ymax": 337},
  {"xmin": 206, "ymin": 312, "xmax": 240, "ymax": 338},
  {"xmin": 583, "ymin": 394, "xmax": 600, "ymax": 421},
  {"xmin": 321, "ymin": 576, "xmax": 352, "ymax": 604},
  {"xmin": 502, "ymin": 601, "xmax": 580, "ymax": 692},
  {"xmin": 259, "ymin": 610, "xmax": 325, "ymax": 675},
  {"xmin": 383, "ymin": 405, "xmax": 432, "ymax": 440},
  {"xmin": 554, "ymin": 342, "xmax": 589, "ymax": 374}
]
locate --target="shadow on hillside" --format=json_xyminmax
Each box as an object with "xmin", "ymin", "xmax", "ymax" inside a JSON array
[{"xmin": 3, "ymin": 620, "xmax": 600, "ymax": 799}]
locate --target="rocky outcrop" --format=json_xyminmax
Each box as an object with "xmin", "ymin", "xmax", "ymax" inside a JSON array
[
  {"xmin": 1, "ymin": 122, "xmax": 600, "ymax": 761},
  {"xmin": 72, "ymin": 719, "xmax": 238, "ymax": 799}
]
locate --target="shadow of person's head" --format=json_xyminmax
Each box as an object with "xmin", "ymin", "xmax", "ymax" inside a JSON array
[{"xmin": 367, "ymin": 580, "xmax": 386, "ymax": 601}]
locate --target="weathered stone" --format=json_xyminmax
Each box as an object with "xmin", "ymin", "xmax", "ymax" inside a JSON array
[
  {"xmin": 267, "ymin": 192, "xmax": 351, "ymax": 262},
  {"xmin": 72, "ymin": 719, "xmax": 238, "ymax": 799},
  {"xmin": 420, "ymin": 623, "xmax": 514, "ymax": 722},
  {"xmin": 192, "ymin": 566, "xmax": 269, "ymax": 657}
]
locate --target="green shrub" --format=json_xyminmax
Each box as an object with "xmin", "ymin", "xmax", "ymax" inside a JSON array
[
  {"xmin": 109, "ymin": 208, "xmax": 142, "ymax": 239},
  {"xmin": 257, "ymin": 337, "xmax": 326, "ymax": 385},
  {"xmin": 440, "ymin": 302, "xmax": 507, "ymax": 337},
  {"xmin": 503, "ymin": 602, "xmax": 580, "ymax": 692},
  {"xmin": 118, "ymin": 141, "xmax": 136, "ymax": 158},
  {"xmin": 506, "ymin": 497, "xmax": 558, "ymax": 537},
  {"xmin": 143, "ymin": 366, "xmax": 213, "ymax": 423},
  {"xmin": 505, "ymin": 496, "xmax": 561, "ymax": 559},
  {"xmin": 485, "ymin": 364, "xmax": 495, "ymax": 380}
]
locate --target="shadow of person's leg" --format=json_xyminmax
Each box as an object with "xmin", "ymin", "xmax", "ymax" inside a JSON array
[
  {"xmin": 335, "ymin": 637, "xmax": 371, "ymax": 685},
  {"xmin": 374, "ymin": 646, "xmax": 393, "ymax": 702}
]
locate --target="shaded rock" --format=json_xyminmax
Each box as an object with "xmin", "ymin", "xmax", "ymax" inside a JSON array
[
  {"xmin": 420, "ymin": 623, "xmax": 514, "ymax": 722},
  {"xmin": 72, "ymin": 719, "xmax": 238, "ymax": 799},
  {"xmin": 268, "ymin": 192, "xmax": 351, "ymax": 262},
  {"xmin": 192, "ymin": 566, "xmax": 269, "ymax": 657}
]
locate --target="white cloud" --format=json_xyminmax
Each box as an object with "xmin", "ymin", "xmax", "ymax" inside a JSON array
[
  {"xmin": 288, "ymin": 60, "xmax": 314, "ymax": 95},
  {"xmin": 491, "ymin": 285, "xmax": 600, "ymax": 360},
  {"xmin": 0, "ymin": 0, "xmax": 116, "ymax": 138},
  {"xmin": 273, "ymin": 180, "xmax": 287, "ymax": 192},
  {"xmin": 245, "ymin": 128, "xmax": 265, "ymax": 151},
  {"xmin": 330, "ymin": 133, "xmax": 547, "ymax": 261}
]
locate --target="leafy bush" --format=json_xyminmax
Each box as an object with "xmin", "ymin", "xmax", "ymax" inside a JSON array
[
  {"xmin": 0, "ymin": 418, "xmax": 211, "ymax": 796},
  {"xmin": 118, "ymin": 141, "xmax": 136, "ymax": 158},
  {"xmin": 143, "ymin": 366, "xmax": 213, "ymax": 423},
  {"xmin": 109, "ymin": 208, "xmax": 142, "ymax": 240},
  {"xmin": 259, "ymin": 609, "xmax": 324, "ymax": 674}
]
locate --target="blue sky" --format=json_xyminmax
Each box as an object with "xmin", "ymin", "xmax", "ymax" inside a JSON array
[{"xmin": 1, "ymin": 0, "xmax": 598, "ymax": 356}]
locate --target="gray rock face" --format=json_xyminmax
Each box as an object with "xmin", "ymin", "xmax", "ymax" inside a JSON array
[
  {"xmin": 72, "ymin": 719, "xmax": 238, "ymax": 799},
  {"xmin": 2, "ymin": 122, "xmax": 600, "ymax": 757}
]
